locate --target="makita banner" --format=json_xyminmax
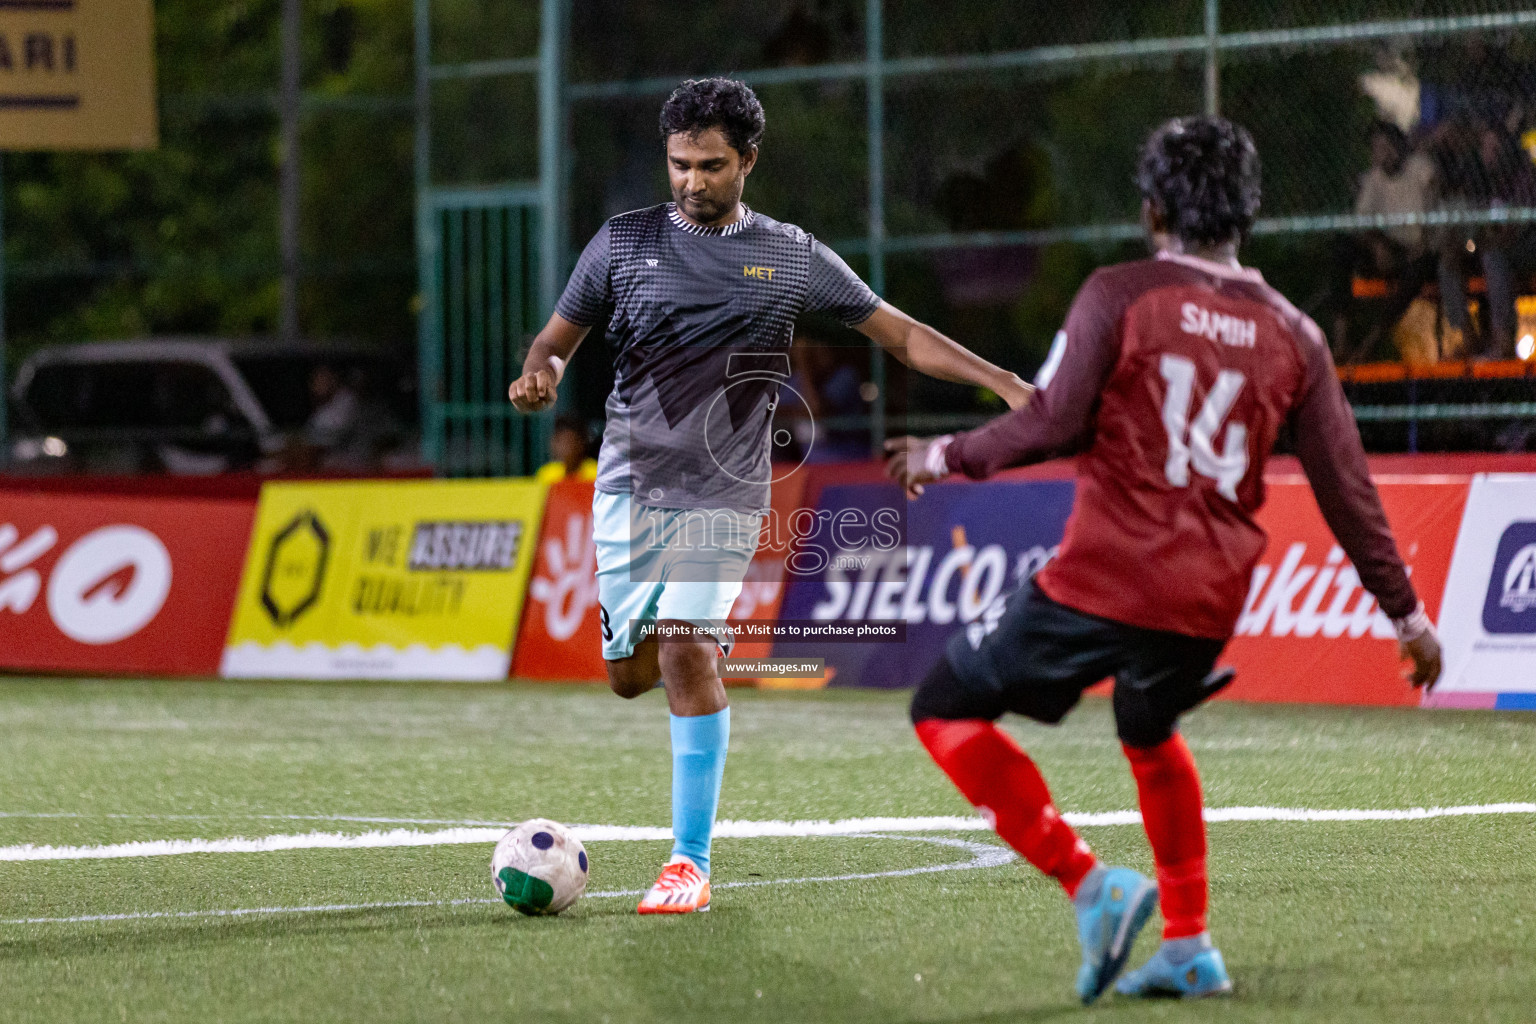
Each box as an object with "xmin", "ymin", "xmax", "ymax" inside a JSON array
[
  {"xmin": 1430, "ymin": 474, "xmax": 1536, "ymax": 709},
  {"xmin": 0, "ymin": 493, "xmax": 254, "ymax": 676},
  {"xmin": 1222, "ymin": 479, "xmax": 1467, "ymax": 706},
  {"xmin": 773, "ymin": 479, "xmax": 1075, "ymax": 688}
]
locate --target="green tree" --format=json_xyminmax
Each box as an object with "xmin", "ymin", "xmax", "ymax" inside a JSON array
[{"xmin": 6, "ymin": 0, "xmax": 416, "ymax": 363}]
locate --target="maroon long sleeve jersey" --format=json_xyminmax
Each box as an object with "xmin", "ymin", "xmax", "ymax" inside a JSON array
[{"xmin": 945, "ymin": 250, "xmax": 1420, "ymax": 641}]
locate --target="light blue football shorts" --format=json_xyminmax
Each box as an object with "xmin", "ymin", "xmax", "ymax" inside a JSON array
[{"xmin": 592, "ymin": 490, "xmax": 763, "ymax": 662}]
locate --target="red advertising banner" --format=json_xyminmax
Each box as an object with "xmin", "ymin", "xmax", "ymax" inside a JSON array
[
  {"xmin": 512, "ymin": 472, "xmax": 809, "ymax": 682},
  {"xmin": 1220, "ymin": 479, "xmax": 1469, "ymax": 706},
  {"xmin": 511, "ymin": 478, "xmax": 607, "ymax": 681},
  {"xmin": 0, "ymin": 493, "xmax": 255, "ymax": 676}
]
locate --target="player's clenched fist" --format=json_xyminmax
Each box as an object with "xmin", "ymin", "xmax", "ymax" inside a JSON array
[{"xmin": 508, "ymin": 363, "xmax": 560, "ymax": 413}]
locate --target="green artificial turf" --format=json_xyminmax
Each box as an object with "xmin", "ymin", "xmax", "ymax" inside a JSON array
[{"xmin": 0, "ymin": 678, "xmax": 1532, "ymax": 1022}]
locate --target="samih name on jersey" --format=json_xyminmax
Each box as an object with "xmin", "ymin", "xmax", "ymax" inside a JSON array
[{"xmin": 1179, "ymin": 302, "xmax": 1256, "ymax": 348}]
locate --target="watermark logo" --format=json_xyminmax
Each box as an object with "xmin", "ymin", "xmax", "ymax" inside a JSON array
[{"xmin": 703, "ymin": 352, "xmax": 812, "ymax": 486}]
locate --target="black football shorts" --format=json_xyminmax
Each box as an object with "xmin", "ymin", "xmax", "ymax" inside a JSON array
[{"xmin": 909, "ymin": 579, "xmax": 1231, "ymax": 748}]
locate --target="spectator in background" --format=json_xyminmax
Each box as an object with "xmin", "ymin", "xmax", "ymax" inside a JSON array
[
  {"xmin": 304, "ymin": 364, "xmax": 361, "ymax": 451},
  {"xmin": 270, "ymin": 363, "xmax": 398, "ymax": 472},
  {"xmin": 788, "ymin": 334, "xmax": 870, "ymax": 463},
  {"xmin": 536, "ymin": 415, "xmax": 598, "ymax": 483},
  {"xmin": 1336, "ymin": 121, "xmax": 1439, "ymax": 362},
  {"xmin": 1430, "ymin": 117, "xmax": 1535, "ymax": 359},
  {"xmin": 763, "ymin": 2, "xmax": 856, "ymax": 68}
]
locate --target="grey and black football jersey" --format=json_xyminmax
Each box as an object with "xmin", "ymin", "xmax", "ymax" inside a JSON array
[{"xmin": 555, "ymin": 203, "xmax": 880, "ymax": 513}]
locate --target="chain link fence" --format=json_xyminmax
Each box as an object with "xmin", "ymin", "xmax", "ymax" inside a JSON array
[
  {"xmin": 9, "ymin": 0, "xmax": 1536, "ymax": 469},
  {"xmin": 555, "ymin": 0, "xmax": 1536, "ymax": 450},
  {"xmin": 6, "ymin": 2, "xmax": 417, "ymax": 363}
]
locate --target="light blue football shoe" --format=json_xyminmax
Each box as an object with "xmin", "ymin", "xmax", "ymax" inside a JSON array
[
  {"xmin": 1115, "ymin": 935, "xmax": 1233, "ymax": 999},
  {"xmin": 1073, "ymin": 866, "xmax": 1159, "ymax": 1005}
]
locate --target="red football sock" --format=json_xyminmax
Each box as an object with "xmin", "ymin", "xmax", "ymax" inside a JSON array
[
  {"xmin": 1123, "ymin": 734, "xmax": 1208, "ymax": 939},
  {"xmin": 915, "ymin": 718, "xmax": 1096, "ymax": 896}
]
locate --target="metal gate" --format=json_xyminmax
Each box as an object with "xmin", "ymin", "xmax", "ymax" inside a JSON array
[
  {"xmin": 414, "ymin": 0, "xmax": 564, "ymax": 477},
  {"xmin": 417, "ymin": 187, "xmax": 549, "ymax": 476}
]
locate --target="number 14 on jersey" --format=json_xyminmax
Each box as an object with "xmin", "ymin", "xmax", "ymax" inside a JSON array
[{"xmin": 1158, "ymin": 353, "xmax": 1249, "ymax": 502}]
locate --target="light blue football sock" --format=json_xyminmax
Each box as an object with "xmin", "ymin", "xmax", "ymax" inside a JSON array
[{"xmin": 669, "ymin": 707, "xmax": 730, "ymax": 875}]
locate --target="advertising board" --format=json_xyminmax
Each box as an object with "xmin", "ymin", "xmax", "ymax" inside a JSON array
[
  {"xmin": 772, "ymin": 478, "xmax": 1075, "ymax": 688},
  {"xmin": 511, "ymin": 472, "xmax": 808, "ymax": 681},
  {"xmin": 0, "ymin": 493, "xmax": 252, "ymax": 675},
  {"xmin": 1431, "ymin": 474, "xmax": 1536, "ymax": 708},
  {"xmin": 1222, "ymin": 479, "xmax": 1467, "ymax": 706},
  {"xmin": 0, "ymin": 0, "xmax": 158, "ymax": 150},
  {"xmin": 222, "ymin": 479, "xmax": 544, "ymax": 681},
  {"xmin": 510, "ymin": 478, "xmax": 606, "ymax": 681}
]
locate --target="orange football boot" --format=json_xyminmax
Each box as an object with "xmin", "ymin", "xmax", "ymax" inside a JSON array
[{"xmin": 637, "ymin": 855, "xmax": 711, "ymax": 914}]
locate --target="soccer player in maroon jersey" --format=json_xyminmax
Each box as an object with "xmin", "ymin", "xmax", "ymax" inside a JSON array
[{"xmin": 885, "ymin": 116, "xmax": 1443, "ymax": 1003}]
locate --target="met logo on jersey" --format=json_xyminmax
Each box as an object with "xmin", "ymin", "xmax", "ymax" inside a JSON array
[
  {"xmin": 743, "ymin": 265, "xmax": 776, "ymax": 281},
  {"xmin": 1181, "ymin": 302, "xmax": 1256, "ymax": 348}
]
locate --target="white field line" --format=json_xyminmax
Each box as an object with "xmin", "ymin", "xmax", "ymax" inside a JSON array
[
  {"xmin": 0, "ymin": 827, "xmax": 510, "ymax": 862},
  {"xmin": 0, "ymin": 803, "xmax": 1532, "ymax": 864},
  {"xmin": 1, "ymin": 833, "xmax": 1011, "ymax": 926},
  {"xmin": 2, "ymin": 898, "xmax": 497, "ymax": 926},
  {"xmin": 0, "ymin": 812, "xmax": 514, "ymax": 826}
]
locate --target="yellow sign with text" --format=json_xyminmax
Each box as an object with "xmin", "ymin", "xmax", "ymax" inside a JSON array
[
  {"xmin": 222, "ymin": 479, "xmax": 547, "ymax": 681},
  {"xmin": 0, "ymin": 0, "xmax": 157, "ymax": 150}
]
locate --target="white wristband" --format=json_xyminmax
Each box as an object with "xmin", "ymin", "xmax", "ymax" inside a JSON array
[
  {"xmin": 923, "ymin": 435, "xmax": 954, "ymax": 479},
  {"xmin": 1391, "ymin": 601, "xmax": 1433, "ymax": 644}
]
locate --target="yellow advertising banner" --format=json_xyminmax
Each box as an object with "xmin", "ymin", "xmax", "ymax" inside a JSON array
[
  {"xmin": 222, "ymin": 479, "xmax": 547, "ymax": 681},
  {"xmin": 0, "ymin": 0, "xmax": 157, "ymax": 150}
]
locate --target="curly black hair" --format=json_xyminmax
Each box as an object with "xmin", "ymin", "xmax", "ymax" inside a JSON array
[
  {"xmin": 659, "ymin": 78, "xmax": 766, "ymax": 156},
  {"xmin": 1135, "ymin": 115, "xmax": 1261, "ymax": 246}
]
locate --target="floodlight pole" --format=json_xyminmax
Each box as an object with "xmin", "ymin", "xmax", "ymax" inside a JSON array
[
  {"xmin": 0, "ymin": 155, "xmax": 7, "ymax": 468},
  {"xmin": 538, "ymin": 0, "xmax": 570, "ymax": 435},
  {"xmin": 866, "ymin": 0, "xmax": 886, "ymax": 453},
  {"xmin": 1205, "ymin": 0, "xmax": 1220, "ymax": 116},
  {"xmin": 413, "ymin": 0, "xmax": 440, "ymax": 466},
  {"xmin": 538, "ymin": 0, "xmax": 567, "ymax": 326},
  {"xmin": 279, "ymin": 0, "xmax": 302, "ymax": 343}
]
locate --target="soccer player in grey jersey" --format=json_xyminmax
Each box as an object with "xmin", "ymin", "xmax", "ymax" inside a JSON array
[{"xmin": 509, "ymin": 77, "xmax": 1030, "ymax": 914}]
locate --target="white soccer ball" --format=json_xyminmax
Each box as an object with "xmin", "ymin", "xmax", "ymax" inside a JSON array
[{"xmin": 491, "ymin": 818, "xmax": 589, "ymax": 915}]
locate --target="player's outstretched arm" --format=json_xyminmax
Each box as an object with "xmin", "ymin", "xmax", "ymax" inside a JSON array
[
  {"xmin": 1291, "ymin": 324, "xmax": 1442, "ymax": 689},
  {"xmin": 883, "ymin": 272, "xmax": 1123, "ymax": 496},
  {"xmin": 509, "ymin": 314, "xmax": 590, "ymax": 413},
  {"xmin": 855, "ymin": 302, "xmax": 1034, "ymax": 410}
]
